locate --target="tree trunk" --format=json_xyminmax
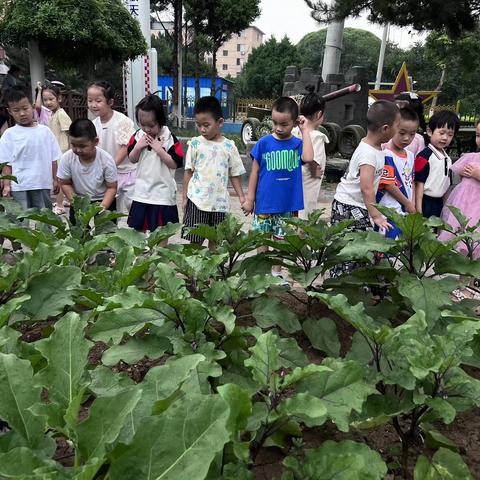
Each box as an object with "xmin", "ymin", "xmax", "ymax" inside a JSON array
[
  {"xmin": 210, "ymin": 48, "xmax": 217, "ymax": 96},
  {"xmin": 429, "ymin": 66, "xmax": 446, "ymax": 114}
]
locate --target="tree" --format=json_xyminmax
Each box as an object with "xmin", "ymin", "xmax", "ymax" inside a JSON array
[
  {"xmin": 297, "ymin": 28, "xmax": 382, "ymax": 80},
  {"xmin": 304, "ymin": 0, "xmax": 480, "ymax": 36},
  {"xmin": 237, "ymin": 36, "xmax": 299, "ymax": 99},
  {"xmin": 185, "ymin": 0, "xmax": 261, "ymax": 94},
  {"xmin": 0, "ymin": 0, "xmax": 146, "ymax": 79}
]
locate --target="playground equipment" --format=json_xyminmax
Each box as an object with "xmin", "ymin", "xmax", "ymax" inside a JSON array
[{"xmin": 241, "ymin": 66, "xmax": 369, "ymax": 159}]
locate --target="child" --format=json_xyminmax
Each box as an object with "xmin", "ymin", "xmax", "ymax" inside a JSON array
[
  {"xmin": 87, "ymin": 81, "xmax": 135, "ymax": 217},
  {"xmin": 0, "ymin": 86, "xmax": 61, "ymax": 209},
  {"xmin": 293, "ymin": 85, "xmax": 328, "ymax": 219},
  {"xmin": 57, "ymin": 119, "xmax": 117, "ymax": 225},
  {"xmin": 414, "ymin": 110, "xmax": 460, "ymax": 218},
  {"xmin": 438, "ymin": 121, "xmax": 480, "ymax": 258},
  {"xmin": 394, "ymin": 92, "xmax": 427, "ymax": 156},
  {"xmin": 182, "ymin": 96, "xmax": 246, "ymax": 246},
  {"xmin": 127, "ymin": 94, "xmax": 183, "ymax": 233},
  {"xmin": 243, "ymin": 96, "xmax": 314, "ymax": 283},
  {"xmin": 330, "ymin": 100, "xmax": 399, "ymax": 277},
  {"xmin": 37, "ymin": 81, "xmax": 72, "ymax": 214},
  {"xmin": 377, "ymin": 107, "xmax": 419, "ymax": 238}
]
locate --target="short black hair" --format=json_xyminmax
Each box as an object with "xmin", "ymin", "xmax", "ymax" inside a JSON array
[
  {"xmin": 428, "ymin": 110, "xmax": 460, "ymax": 134},
  {"xmin": 367, "ymin": 100, "xmax": 399, "ymax": 132},
  {"xmin": 135, "ymin": 94, "xmax": 166, "ymax": 126},
  {"xmin": 272, "ymin": 96, "xmax": 299, "ymax": 121},
  {"xmin": 193, "ymin": 96, "xmax": 223, "ymax": 120},
  {"xmin": 69, "ymin": 118, "xmax": 97, "ymax": 140},
  {"xmin": 300, "ymin": 85, "xmax": 325, "ymax": 119},
  {"xmin": 4, "ymin": 86, "xmax": 30, "ymax": 105},
  {"xmin": 87, "ymin": 80, "xmax": 115, "ymax": 101},
  {"xmin": 395, "ymin": 92, "xmax": 427, "ymax": 132},
  {"xmin": 399, "ymin": 106, "xmax": 419, "ymax": 123}
]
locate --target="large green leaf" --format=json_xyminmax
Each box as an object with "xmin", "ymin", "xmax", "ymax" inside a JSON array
[
  {"xmin": 397, "ymin": 274, "xmax": 457, "ymax": 325},
  {"xmin": 0, "ymin": 447, "xmax": 57, "ymax": 478},
  {"xmin": 217, "ymin": 383, "xmax": 252, "ymax": 436},
  {"xmin": 0, "ymin": 353, "xmax": 45, "ymax": 448},
  {"xmin": 108, "ymin": 395, "xmax": 230, "ymax": 480},
  {"xmin": 0, "ymin": 295, "xmax": 31, "ymax": 327},
  {"xmin": 34, "ymin": 313, "xmax": 92, "ymax": 410},
  {"xmin": 251, "ymin": 296, "xmax": 301, "ymax": 333},
  {"xmin": 283, "ymin": 440, "xmax": 387, "ymax": 479},
  {"xmin": 414, "ymin": 448, "xmax": 473, "ymax": 479},
  {"xmin": 303, "ymin": 317, "xmax": 340, "ymax": 357},
  {"xmin": 244, "ymin": 330, "xmax": 281, "ymax": 386},
  {"xmin": 295, "ymin": 358, "xmax": 377, "ymax": 432},
  {"xmin": 75, "ymin": 387, "xmax": 141, "ymax": 462},
  {"xmin": 101, "ymin": 335, "xmax": 170, "ymax": 366},
  {"xmin": 279, "ymin": 393, "xmax": 328, "ymax": 427},
  {"xmin": 118, "ymin": 354, "xmax": 205, "ymax": 444},
  {"xmin": 89, "ymin": 308, "xmax": 165, "ymax": 343},
  {"xmin": 21, "ymin": 266, "xmax": 82, "ymax": 320}
]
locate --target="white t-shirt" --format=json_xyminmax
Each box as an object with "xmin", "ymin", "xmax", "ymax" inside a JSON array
[
  {"xmin": 334, "ymin": 141, "xmax": 385, "ymax": 209},
  {"xmin": 93, "ymin": 111, "xmax": 135, "ymax": 172},
  {"xmin": 377, "ymin": 146, "xmax": 415, "ymax": 214},
  {"xmin": 57, "ymin": 147, "xmax": 117, "ymax": 200},
  {"xmin": 0, "ymin": 124, "xmax": 62, "ymax": 191},
  {"xmin": 130, "ymin": 126, "xmax": 181, "ymax": 206}
]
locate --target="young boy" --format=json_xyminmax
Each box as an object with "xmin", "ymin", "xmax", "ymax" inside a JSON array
[
  {"xmin": 330, "ymin": 100, "xmax": 400, "ymax": 277},
  {"xmin": 415, "ymin": 110, "xmax": 460, "ymax": 217},
  {"xmin": 182, "ymin": 96, "xmax": 246, "ymax": 245},
  {"xmin": 0, "ymin": 86, "xmax": 62, "ymax": 209},
  {"xmin": 377, "ymin": 107, "xmax": 419, "ymax": 238},
  {"xmin": 57, "ymin": 118, "xmax": 117, "ymax": 225},
  {"xmin": 242, "ymin": 96, "xmax": 314, "ymax": 283}
]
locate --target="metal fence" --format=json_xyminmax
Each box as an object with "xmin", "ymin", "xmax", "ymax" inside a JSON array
[{"xmin": 236, "ymin": 98, "xmax": 274, "ymax": 120}]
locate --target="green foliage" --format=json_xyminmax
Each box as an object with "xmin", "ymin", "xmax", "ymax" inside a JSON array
[{"xmin": 0, "ymin": 200, "xmax": 478, "ymax": 478}]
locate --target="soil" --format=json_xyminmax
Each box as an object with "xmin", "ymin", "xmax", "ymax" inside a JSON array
[{"xmin": 14, "ymin": 291, "xmax": 480, "ymax": 480}]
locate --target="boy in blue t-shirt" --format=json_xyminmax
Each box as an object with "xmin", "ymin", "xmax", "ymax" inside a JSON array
[{"xmin": 243, "ymin": 97, "xmax": 314, "ymax": 283}]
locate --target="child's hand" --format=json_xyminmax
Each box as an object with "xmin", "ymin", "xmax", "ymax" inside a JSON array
[
  {"xmin": 136, "ymin": 134, "xmax": 150, "ymax": 150},
  {"xmin": 147, "ymin": 135, "xmax": 164, "ymax": 155},
  {"xmin": 298, "ymin": 115, "xmax": 312, "ymax": 132},
  {"xmin": 52, "ymin": 180, "xmax": 60, "ymax": 195},
  {"xmin": 36, "ymin": 81, "xmax": 42, "ymax": 89},
  {"xmin": 2, "ymin": 183, "xmax": 11, "ymax": 197},
  {"xmin": 242, "ymin": 198, "xmax": 254, "ymax": 215},
  {"xmin": 182, "ymin": 197, "xmax": 188, "ymax": 211},
  {"xmin": 405, "ymin": 201, "xmax": 416, "ymax": 214},
  {"xmin": 463, "ymin": 163, "xmax": 480, "ymax": 180},
  {"xmin": 372, "ymin": 214, "xmax": 392, "ymax": 231}
]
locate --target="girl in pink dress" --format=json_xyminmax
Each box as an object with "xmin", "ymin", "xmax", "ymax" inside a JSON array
[{"xmin": 439, "ymin": 122, "xmax": 480, "ymax": 261}]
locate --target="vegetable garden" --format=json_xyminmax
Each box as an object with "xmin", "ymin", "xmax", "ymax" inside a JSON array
[{"xmin": 0, "ymin": 191, "xmax": 480, "ymax": 479}]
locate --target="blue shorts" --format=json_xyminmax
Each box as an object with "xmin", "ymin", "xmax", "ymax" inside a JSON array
[{"xmin": 252, "ymin": 211, "xmax": 297, "ymax": 239}]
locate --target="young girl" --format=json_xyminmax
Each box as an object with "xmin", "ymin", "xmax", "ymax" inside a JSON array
[
  {"xmin": 87, "ymin": 81, "xmax": 135, "ymax": 217},
  {"xmin": 127, "ymin": 94, "xmax": 183, "ymax": 235},
  {"xmin": 294, "ymin": 85, "xmax": 328, "ymax": 219},
  {"xmin": 439, "ymin": 121, "xmax": 480, "ymax": 260},
  {"xmin": 37, "ymin": 81, "xmax": 72, "ymax": 214}
]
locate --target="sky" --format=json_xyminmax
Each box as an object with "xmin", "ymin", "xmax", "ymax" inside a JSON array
[{"xmin": 255, "ymin": 0, "xmax": 426, "ymax": 48}]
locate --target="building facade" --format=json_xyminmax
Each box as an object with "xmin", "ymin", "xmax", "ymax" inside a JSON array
[{"xmin": 210, "ymin": 26, "xmax": 264, "ymax": 78}]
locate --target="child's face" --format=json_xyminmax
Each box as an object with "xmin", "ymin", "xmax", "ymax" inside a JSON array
[
  {"xmin": 272, "ymin": 109, "xmax": 296, "ymax": 139},
  {"xmin": 42, "ymin": 89, "xmax": 60, "ymax": 113},
  {"xmin": 7, "ymin": 98, "xmax": 34, "ymax": 127},
  {"xmin": 87, "ymin": 86, "xmax": 113, "ymax": 119},
  {"xmin": 137, "ymin": 109, "xmax": 162, "ymax": 137},
  {"xmin": 427, "ymin": 124, "xmax": 455, "ymax": 150},
  {"xmin": 195, "ymin": 112, "xmax": 223, "ymax": 140},
  {"xmin": 70, "ymin": 136, "xmax": 98, "ymax": 161},
  {"xmin": 391, "ymin": 119, "xmax": 419, "ymax": 151}
]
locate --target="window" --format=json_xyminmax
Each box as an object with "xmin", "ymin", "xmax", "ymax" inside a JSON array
[
  {"xmin": 222, "ymin": 64, "xmax": 228, "ymax": 70},
  {"xmin": 223, "ymin": 50, "xmax": 228, "ymax": 56},
  {"xmin": 237, "ymin": 44, "xmax": 241, "ymax": 51},
  {"xmin": 236, "ymin": 58, "xmax": 241, "ymax": 66}
]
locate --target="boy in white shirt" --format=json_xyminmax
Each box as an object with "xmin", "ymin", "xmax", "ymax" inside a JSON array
[
  {"xmin": 331, "ymin": 100, "xmax": 400, "ymax": 277},
  {"xmin": 0, "ymin": 86, "xmax": 61, "ymax": 209},
  {"xmin": 182, "ymin": 96, "xmax": 246, "ymax": 246},
  {"xmin": 57, "ymin": 119, "xmax": 117, "ymax": 225}
]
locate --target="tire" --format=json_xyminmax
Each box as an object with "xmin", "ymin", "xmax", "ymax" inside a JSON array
[
  {"xmin": 338, "ymin": 125, "xmax": 366, "ymax": 159},
  {"xmin": 241, "ymin": 118, "xmax": 260, "ymax": 146},
  {"xmin": 320, "ymin": 122, "xmax": 341, "ymax": 155}
]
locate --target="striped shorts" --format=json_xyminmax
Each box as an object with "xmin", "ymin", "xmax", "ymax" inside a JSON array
[{"xmin": 181, "ymin": 199, "xmax": 226, "ymax": 244}]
